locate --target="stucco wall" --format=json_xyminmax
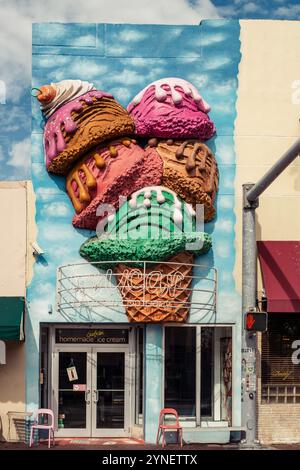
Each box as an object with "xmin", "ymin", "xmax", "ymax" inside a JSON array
[
  {"xmin": 0, "ymin": 182, "xmax": 28, "ymax": 441},
  {"xmin": 0, "ymin": 182, "xmax": 27, "ymax": 296},
  {"xmin": 0, "ymin": 342, "xmax": 25, "ymax": 441},
  {"xmin": 235, "ymin": 20, "xmax": 300, "ymax": 293},
  {"xmin": 235, "ymin": 20, "xmax": 300, "ymax": 443}
]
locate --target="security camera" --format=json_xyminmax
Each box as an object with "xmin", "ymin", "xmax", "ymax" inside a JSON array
[{"xmin": 31, "ymin": 241, "xmax": 45, "ymax": 256}]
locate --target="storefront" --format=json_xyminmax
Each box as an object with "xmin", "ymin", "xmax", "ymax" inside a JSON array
[
  {"xmin": 38, "ymin": 323, "xmax": 234, "ymax": 440},
  {"xmin": 257, "ymin": 242, "xmax": 300, "ymax": 443}
]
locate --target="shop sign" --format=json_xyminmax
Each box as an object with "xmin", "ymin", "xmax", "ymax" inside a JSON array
[{"xmin": 56, "ymin": 328, "xmax": 129, "ymax": 344}]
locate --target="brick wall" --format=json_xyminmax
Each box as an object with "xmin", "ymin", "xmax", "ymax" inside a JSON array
[{"xmin": 257, "ymin": 333, "xmax": 300, "ymax": 444}]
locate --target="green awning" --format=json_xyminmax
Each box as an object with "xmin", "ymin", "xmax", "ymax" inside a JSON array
[{"xmin": 0, "ymin": 297, "xmax": 25, "ymax": 341}]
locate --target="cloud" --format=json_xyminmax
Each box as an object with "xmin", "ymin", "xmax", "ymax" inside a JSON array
[
  {"xmin": 218, "ymin": 196, "xmax": 234, "ymax": 210},
  {"xmin": 215, "ymin": 241, "xmax": 232, "ymax": 258},
  {"xmin": 35, "ymin": 187, "xmax": 61, "ymax": 200},
  {"xmin": 0, "ymin": 0, "xmax": 219, "ymax": 102},
  {"xmin": 242, "ymin": 2, "xmax": 260, "ymax": 13},
  {"xmin": 275, "ymin": 5, "xmax": 300, "ymax": 18},
  {"xmin": 216, "ymin": 141, "xmax": 235, "ymax": 164},
  {"xmin": 203, "ymin": 56, "xmax": 231, "ymax": 71},
  {"xmin": 41, "ymin": 201, "xmax": 70, "ymax": 217},
  {"xmin": 216, "ymin": 219, "xmax": 234, "ymax": 233},
  {"xmin": 0, "ymin": 145, "xmax": 4, "ymax": 162},
  {"xmin": 0, "ymin": 105, "xmax": 29, "ymax": 133},
  {"xmin": 199, "ymin": 32, "xmax": 227, "ymax": 46},
  {"xmin": 118, "ymin": 29, "xmax": 147, "ymax": 42},
  {"xmin": 108, "ymin": 69, "xmax": 146, "ymax": 86},
  {"xmin": 7, "ymin": 138, "xmax": 31, "ymax": 171}
]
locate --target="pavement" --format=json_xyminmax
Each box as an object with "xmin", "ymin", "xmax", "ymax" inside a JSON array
[{"xmin": 1, "ymin": 439, "xmax": 300, "ymax": 450}]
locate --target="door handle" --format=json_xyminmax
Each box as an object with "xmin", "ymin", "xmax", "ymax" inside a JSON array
[
  {"xmin": 93, "ymin": 389, "xmax": 99, "ymax": 403},
  {"xmin": 85, "ymin": 389, "xmax": 90, "ymax": 405}
]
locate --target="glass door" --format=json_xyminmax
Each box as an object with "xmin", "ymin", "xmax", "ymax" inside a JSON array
[
  {"xmin": 91, "ymin": 348, "xmax": 130, "ymax": 437},
  {"xmin": 53, "ymin": 348, "xmax": 91, "ymax": 436}
]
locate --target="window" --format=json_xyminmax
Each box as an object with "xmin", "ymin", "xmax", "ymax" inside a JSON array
[
  {"xmin": 165, "ymin": 327, "xmax": 196, "ymax": 417},
  {"xmin": 164, "ymin": 326, "xmax": 232, "ymax": 426},
  {"xmin": 262, "ymin": 314, "xmax": 300, "ymax": 404}
]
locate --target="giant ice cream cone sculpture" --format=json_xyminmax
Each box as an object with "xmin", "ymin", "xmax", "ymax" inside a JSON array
[
  {"xmin": 37, "ymin": 77, "xmax": 219, "ymax": 322},
  {"xmin": 80, "ymin": 186, "xmax": 212, "ymax": 322}
]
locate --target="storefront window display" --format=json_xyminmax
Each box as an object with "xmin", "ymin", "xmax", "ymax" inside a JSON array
[{"xmin": 164, "ymin": 326, "xmax": 232, "ymax": 426}]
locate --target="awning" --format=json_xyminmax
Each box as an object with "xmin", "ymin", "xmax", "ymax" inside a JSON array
[
  {"xmin": 0, "ymin": 297, "xmax": 25, "ymax": 340},
  {"xmin": 257, "ymin": 241, "xmax": 300, "ymax": 313}
]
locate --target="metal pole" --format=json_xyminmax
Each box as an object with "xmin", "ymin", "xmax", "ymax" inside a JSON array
[
  {"xmin": 240, "ymin": 138, "xmax": 300, "ymax": 448},
  {"xmin": 240, "ymin": 183, "xmax": 259, "ymax": 448},
  {"xmin": 247, "ymin": 138, "xmax": 300, "ymax": 203}
]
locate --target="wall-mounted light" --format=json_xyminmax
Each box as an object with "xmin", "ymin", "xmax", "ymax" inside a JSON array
[{"xmin": 48, "ymin": 304, "xmax": 53, "ymax": 315}]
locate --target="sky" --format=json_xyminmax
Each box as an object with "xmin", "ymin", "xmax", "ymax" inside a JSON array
[{"xmin": 0, "ymin": 0, "xmax": 300, "ymax": 180}]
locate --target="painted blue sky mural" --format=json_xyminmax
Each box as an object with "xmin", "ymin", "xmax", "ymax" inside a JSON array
[{"xmin": 1, "ymin": 1, "xmax": 300, "ymax": 181}]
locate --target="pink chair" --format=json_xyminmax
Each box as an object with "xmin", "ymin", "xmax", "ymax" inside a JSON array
[
  {"xmin": 156, "ymin": 408, "xmax": 183, "ymax": 448},
  {"xmin": 29, "ymin": 408, "xmax": 55, "ymax": 449}
]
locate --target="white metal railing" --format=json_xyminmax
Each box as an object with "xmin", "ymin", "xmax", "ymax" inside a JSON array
[{"xmin": 56, "ymin": 260, "xmax": 217, "ymax": 316}]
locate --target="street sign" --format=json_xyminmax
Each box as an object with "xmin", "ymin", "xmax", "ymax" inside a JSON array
[{"xmin": 245, "ymin": 311, "xmax": 268, "ymax": 332}]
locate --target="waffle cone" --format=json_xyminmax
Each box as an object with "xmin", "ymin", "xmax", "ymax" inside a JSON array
[{"xmin": 114, "ymin": 252, "xmax": 194, "ymax": 323}]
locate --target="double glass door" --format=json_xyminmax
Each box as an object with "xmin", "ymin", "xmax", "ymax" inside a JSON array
[{"xmin": 53, "ymin": 347, "xmax": 130, "ymax": 437}]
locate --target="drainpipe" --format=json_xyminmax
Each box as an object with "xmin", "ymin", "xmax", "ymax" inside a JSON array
[{"xmin": 241, "ymin": 138, "xmax": 300, "ymax": 448}]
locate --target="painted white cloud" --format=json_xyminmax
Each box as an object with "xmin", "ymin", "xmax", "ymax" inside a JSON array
[
  {"xmin": 36, "ymin": 55, "xmax": 71, "ymax": 69},
  {"xmin": 108, "ymin": 69, "xmax": 146, "ymax": 86},
  {"xmin": 216, "ymin": 141, "xmax": 235, "ymax": 164},
  {"xmin": 41, "ymin": 201, "xmax": 70, "ymax": 218},
  {"xmin": 67, "ymin": 60, "xmax": 108, "ymax": 79},
  {"xmin": 118, "ymin": 29, "xmax": 147, "ymax": 42},
  {"xmin": 215, "ymin": 242, "xmax": 232, "ymax": 258},
  {"xmin": 203, "ymin": 55, "xmax": 231, "ymax": 71},
  {"xmin": 40, "ymin": 222, "xmax": 78, "ymax": 242},
  {"xmin": 196, "ymin": 32, "xmax": 227, "ymax": 47},
  {"xmin": 72, "ymin": 34, "xmax": 96, "ymax": 47},
  {"xmin": 109, "ymin": 87, "xmax": 131, "ymax": 102},
  {"xmin": 218, "ymin": 196, "xmax": 234, "ymax": 210},
  {"xmin": 187, "ymin": 74, "xmax": 209, "ymax": 89},
  {"xmin": 35, "ymin": 187, "xmax": 61, "ymax": 200},
  {"xmin": 216, "ymin": 219, "xmax": 234, "ymax": 233},
  {"xmin": 217, "ymin": 291, "xmax": 241, "ymax": 319}
]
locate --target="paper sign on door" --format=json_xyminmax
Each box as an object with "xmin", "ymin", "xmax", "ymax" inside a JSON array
[
  {"xmin": 73, "ymin": 384, "xmax": 86, "ymax": 392},
  {"xmin": 67, "ymin": 366, "xmax": 78, "ymax": 382}
]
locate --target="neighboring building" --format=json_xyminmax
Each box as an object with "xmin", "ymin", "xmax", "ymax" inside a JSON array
[
  {"xmin": 235, "ymin": 21, "xmax": 300, "ymax": 444},
  {"xmin": 0, "ymin": 181, "xmax": 35, "ymax": 441},
  {"xmin": 1, "ymin": 20, "xmax": 298, "ymax": 445}
]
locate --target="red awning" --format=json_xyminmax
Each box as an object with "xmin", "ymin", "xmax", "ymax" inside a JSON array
[{"xmin": 257, "ymin": 241, "xmax": 300, "ymax": 313}]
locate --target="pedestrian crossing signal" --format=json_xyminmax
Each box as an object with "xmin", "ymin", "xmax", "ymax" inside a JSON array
[{"xmin": 245, "ymin": 311, "xmax": 268, "ymax": 332}]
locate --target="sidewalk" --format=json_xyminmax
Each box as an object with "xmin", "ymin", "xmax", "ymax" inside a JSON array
[{"xmin": 1, "ymin": 440, "xmax": 300, "ymax": 451}]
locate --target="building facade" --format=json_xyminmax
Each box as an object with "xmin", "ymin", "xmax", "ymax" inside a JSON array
[{"xmin": 1, "ymin": 19, "xmax": 299, "ymax": 445}]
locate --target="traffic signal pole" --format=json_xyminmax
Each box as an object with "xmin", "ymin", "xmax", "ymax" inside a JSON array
[
  {"xmin": 241, "ymin": 139, "xmax": 300, "ymax": 448},
  {"xmin": 241, "ymin": 183, "xmax": 259, "ymax": 448}
]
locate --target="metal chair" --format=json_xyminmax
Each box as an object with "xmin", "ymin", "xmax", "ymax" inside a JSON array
[
  {"xmin": 29, "ymin": 408, "xmax": 55, "ymax": 449},
  {"xmin": 156, "ymin": 408, "xmax": 183, "ymax": 447}
]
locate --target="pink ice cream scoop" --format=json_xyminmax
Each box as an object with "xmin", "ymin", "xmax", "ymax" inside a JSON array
[
  {"xmin": 127, "ymin": 78, "xmax": 216, "ymax": 140},
  {"xmin": 67, "ymin": 138, "xmax": 163, "ymax": 230}
]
